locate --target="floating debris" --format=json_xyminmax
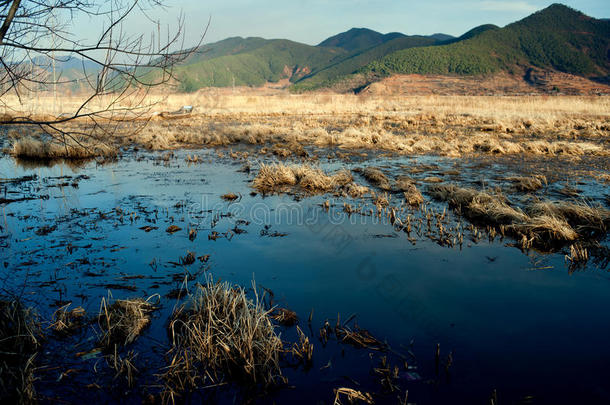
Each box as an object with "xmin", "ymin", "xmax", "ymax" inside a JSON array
[
  {"xmin": 272, "ymin": 308, "xmax": 298, "ymax": 326},
  {"xmin": 166, "ymin": 225, "xmax": 182, "ymax": 234},
  {"xmin": 221, "ymin": 193, "xmax": 239, "ymax": 201},
  {"xmin": 333, "ymin": 387, "xmax": 374, "ymax": 405}
]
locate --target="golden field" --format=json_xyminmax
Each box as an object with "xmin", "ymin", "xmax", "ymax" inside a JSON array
[{"xmin": 2, "ymin": 90, "xmax": 609, "ymax": 159}]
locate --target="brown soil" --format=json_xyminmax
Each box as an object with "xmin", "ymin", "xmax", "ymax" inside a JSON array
[{"xmin": 361, "ymin": 70, "xmax": 610, "ymax": 96}]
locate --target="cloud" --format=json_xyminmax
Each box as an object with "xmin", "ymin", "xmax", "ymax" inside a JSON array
[{"xmin": 478, "ymin": 1, "xmax": 538, "ymax": 12}]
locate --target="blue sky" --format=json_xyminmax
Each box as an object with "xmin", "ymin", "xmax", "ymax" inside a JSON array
[
  {"xmin": 78, "ymin": 1, "xmax": 608, "ymax": 49},
  {"xmin": 167, "ymin": 0, "xmax": 608, "ymax": 45}
]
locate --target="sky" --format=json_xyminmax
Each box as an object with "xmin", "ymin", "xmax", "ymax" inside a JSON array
[
  {"xmin": 169, "ymin": 0, "xmax": 609, "ymax": 45},
  {"xmin": 77, "ymin": 0, "xmax": 609, "ymax": 49}
]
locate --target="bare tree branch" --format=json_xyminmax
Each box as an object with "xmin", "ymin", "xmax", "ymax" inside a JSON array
[{"xmin": 0, "ymin": 0, "xmax": 207, "ymax": 155}]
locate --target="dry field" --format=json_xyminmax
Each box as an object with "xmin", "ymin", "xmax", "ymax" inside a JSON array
[{"xmin": 2, "ymin": 91, "xmax": 609, "ymax": 160}]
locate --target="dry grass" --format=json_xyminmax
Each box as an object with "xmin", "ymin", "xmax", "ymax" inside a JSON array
[
  {"xmin": 291, "ymin": 326, "xmax": 313, "ymax": 368},
  {"xmin": 333, "ymin": 387, "xmax": 374, "ymax": 405},
  {"xmin": 0, "ymin": 299, "xmax": 41, "ymax": 405},
  {"xmin": 9, "ymin": 135, "xmax": 117, "ymax": 160},
  {"xmin": 130, "ymin": 94, "xmax": 610, "ymax": 158},
  {"xmin": 162, "ymin": 278, "xmax": 283, "ymax": 402},
  {"xmin": 345, "ymin": 183, "xmax": 370, "ymax": 198},
  {"xmin": 507, "ymin": 215, "xmax": 579, "ymax": 243},
  {"xmin": 107, "ymin": 349, "xmax": 139, "ymax": 388},
  {"xmin": 565, "ymin": 243, "xmax": 589, "ymax": 270},
  {"xmin": 98, "ymin": 295, "xmax": 158, "ymax": 349},
  {"xmin": 271, "ymin": 308, "xmax": 298, "ymax": 326},
  {"xmin": 428, "ymin": 184, "xmax": 592, "ymax": 246},
  {"xmin": 3, "ymin": 93, "xmax": 609, "ymax": 158},
  {"xmin": 401, "ymin": 183, "xmax": 424, "ymax": 207},
  {"xmin": 528, "ymin": 201, "xmax": 610, "ymax": 232},
  {"xmin": 429, "ymin": 184, "xmax": 528, "ymax": 225},
  {"xmin": 252, "ymin": 163, "xmax": 355, "ymax": 194},
  {"xmin": 507, "ymin": 175, "xmax": 547, "ymax": 192},
  {"xmin": 356, "ymin": 167, "xmax": 391, "ymax": 191},
  {"xmin": 50, "ymin": 304, "xmax": 86, "ymax": 336}
]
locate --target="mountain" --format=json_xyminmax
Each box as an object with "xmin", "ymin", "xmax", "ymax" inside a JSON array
[
  {"xmin": 156, "ymin": 3, "xmax": 609, "ymax": 93},
  {"xmin": 361, "ymin": 4, "xmax": 609, "ymax": 80},
  {"xmin": 31, "ymin": 55, "xmax": 100, "ymax": 78},
  {"xmin": 453, "ymin": 24, "xmax": 499, "ymax": 42},
  {"xmin": 293, "ymin": 35, "xmax": 441, "ymax": 91},
  {"xmin": 318, "ymin": 28, "xmax": 406, "ymax": 52},
  {"xmin": 429, "ymin": 33, "xmax": 455, "ymax": 42},
  {"xmin": 172, "ymin": 38, "xmax": 346, "ymax": 91}
]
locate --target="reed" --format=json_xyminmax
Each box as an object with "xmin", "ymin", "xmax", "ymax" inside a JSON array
[
  {"xmin": 0, "ymin": 299, "xmax": 42, "ymax": 405},
  {"xmin": 162, "ymin": 277, "xmax": 283, "ymax": 402}
]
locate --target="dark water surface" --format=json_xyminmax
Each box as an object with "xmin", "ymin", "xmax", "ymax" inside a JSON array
[{"xmin": 1, "ymin": 150, "xmax": 609, "ymax": 404}]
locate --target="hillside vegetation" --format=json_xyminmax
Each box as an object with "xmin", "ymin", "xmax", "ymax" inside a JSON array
[
  {"xmin": 147, "ymin": 3, "xmax": 609, "ymax": 92},
  {"xmin": 174, "ymin": 39, "xmax": 346, "ymax": 91},
  {"xmin": 362, "ymin": 4, "xmax": 609, "ymax": 79}
]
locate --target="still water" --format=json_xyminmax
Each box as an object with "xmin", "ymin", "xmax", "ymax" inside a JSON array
[{"xmin": 1, "ymin": 150, "xmax": 609, "ymax": 404}]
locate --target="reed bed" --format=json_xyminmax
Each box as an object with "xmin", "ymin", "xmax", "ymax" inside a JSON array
[
  {"xmin": 0, "ymin": 299, "xmax": 41, "ymax": 405},
  {"xmin": 162, "ymin": 278, "xmax": 283, "ymax": 402},
  {"xmin": 427, "ymin": 184, "xmax": 603, "ymax": 246},
  {"xmin": 528, "ymin": 201, "xmax": 610, "ymax": 232},
  {"xmin": 4, "ymin": 94, "xmax": 609, "ymax": 159},
  {"xmin": 252, "ymin": 163, "xmax": 355, "ymax": 194},
  {"xmin": 10, "ymin": 136, "xmax": 118, "ymax": 160},
  {"xmin": 356, "ymin": 167, "xmax": 391, "ymax": 191},
  {"xmin": 507, "ymin": 175, "xmax": 547, "ymax": 192}
]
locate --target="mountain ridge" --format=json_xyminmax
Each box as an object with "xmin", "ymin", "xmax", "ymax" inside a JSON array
[{"xmin": 140, "ymin": 3, "xmax": 609, "ymax": 93}]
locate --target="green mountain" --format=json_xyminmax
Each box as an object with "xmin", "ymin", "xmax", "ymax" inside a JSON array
[
  {"xmin": 317, "ymin": 28, "xmax": 406, "ymax": 52},
  {"xmin": 361, "ymin": 4, "xmax": 609, "ymax": 80},
  {"xmin": 173, "ymin": 38, "xmax": 346, "ymax": 91},
  {"xmin": 163, "ymin": 3, "xmax": 609, "ymax": 92},
  {"xmin": 293, "ymin": 35, "xmax": 441, "ymax": 91},
  {"xmin": 429, "ymin": 33, "xmax": 455, "ymax": 42}
]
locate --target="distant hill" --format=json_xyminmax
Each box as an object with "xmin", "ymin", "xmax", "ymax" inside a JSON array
[
  {"xmin": 293, "ymin": 35, "xmax": 441, "ymax": 91},
  {"xmin": 318, "ymin": 28, "xmax": 406, "ymax": 52},
  {"xmin": 171, "ymin": 38, "xmax": 346, "ymax": 91},
  {"xmin": 150, "ymin": 3, "xmax": 609, "ymax": 93},
  {"xmin": 429, "ymin": 33, "xmax": 455, "ymax": 42},
  {"xmin": 31, "ymin": 55, "xmax": 100, "ymax": 80},
  {"xmin": 361, "ymin": 4, "xmax": 609, "ymax": 81},
  {"xmin": 452, "ymin": 24, "xmax": 499, "ymax": 42}
]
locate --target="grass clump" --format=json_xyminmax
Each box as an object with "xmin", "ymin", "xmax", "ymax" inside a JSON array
[
  {"xmin": 0, "ymin": 299, "xmax": 42, "ymax": 405},
  {"xmin": 10, "ymin": 136, "xmax": 117, "ymax": 160},
  {"xmin": 528, "ymin": 201, "xmax": 610, "ymax": 233},
  {"xmin": 98, "ymin": 295, "xmax": 158, "ymax": 349},
  {"xmin": 507, "ymin": 175, "xmax": 547, "ymax": 192},
  {"xmin": 163, "ymin": 278, "xmax": 283, "ymax": 401},
  {"xmin": 356, "ymin": 167, "xmax": 391, "ymax": 191},
  {"xmin": 428, "ymin": 184, "xmax": 527, "ymax": 225},
  {"xmin": 428, "ymin": 184, "xmax": 589, "ymax": 247},
  {"xmin": 50, "ymin": 304, "xmax": 86, "ymax": 336},
  {"xmin": 253, "ymin": 163, "xmax": 353, "ymax": 194}
]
